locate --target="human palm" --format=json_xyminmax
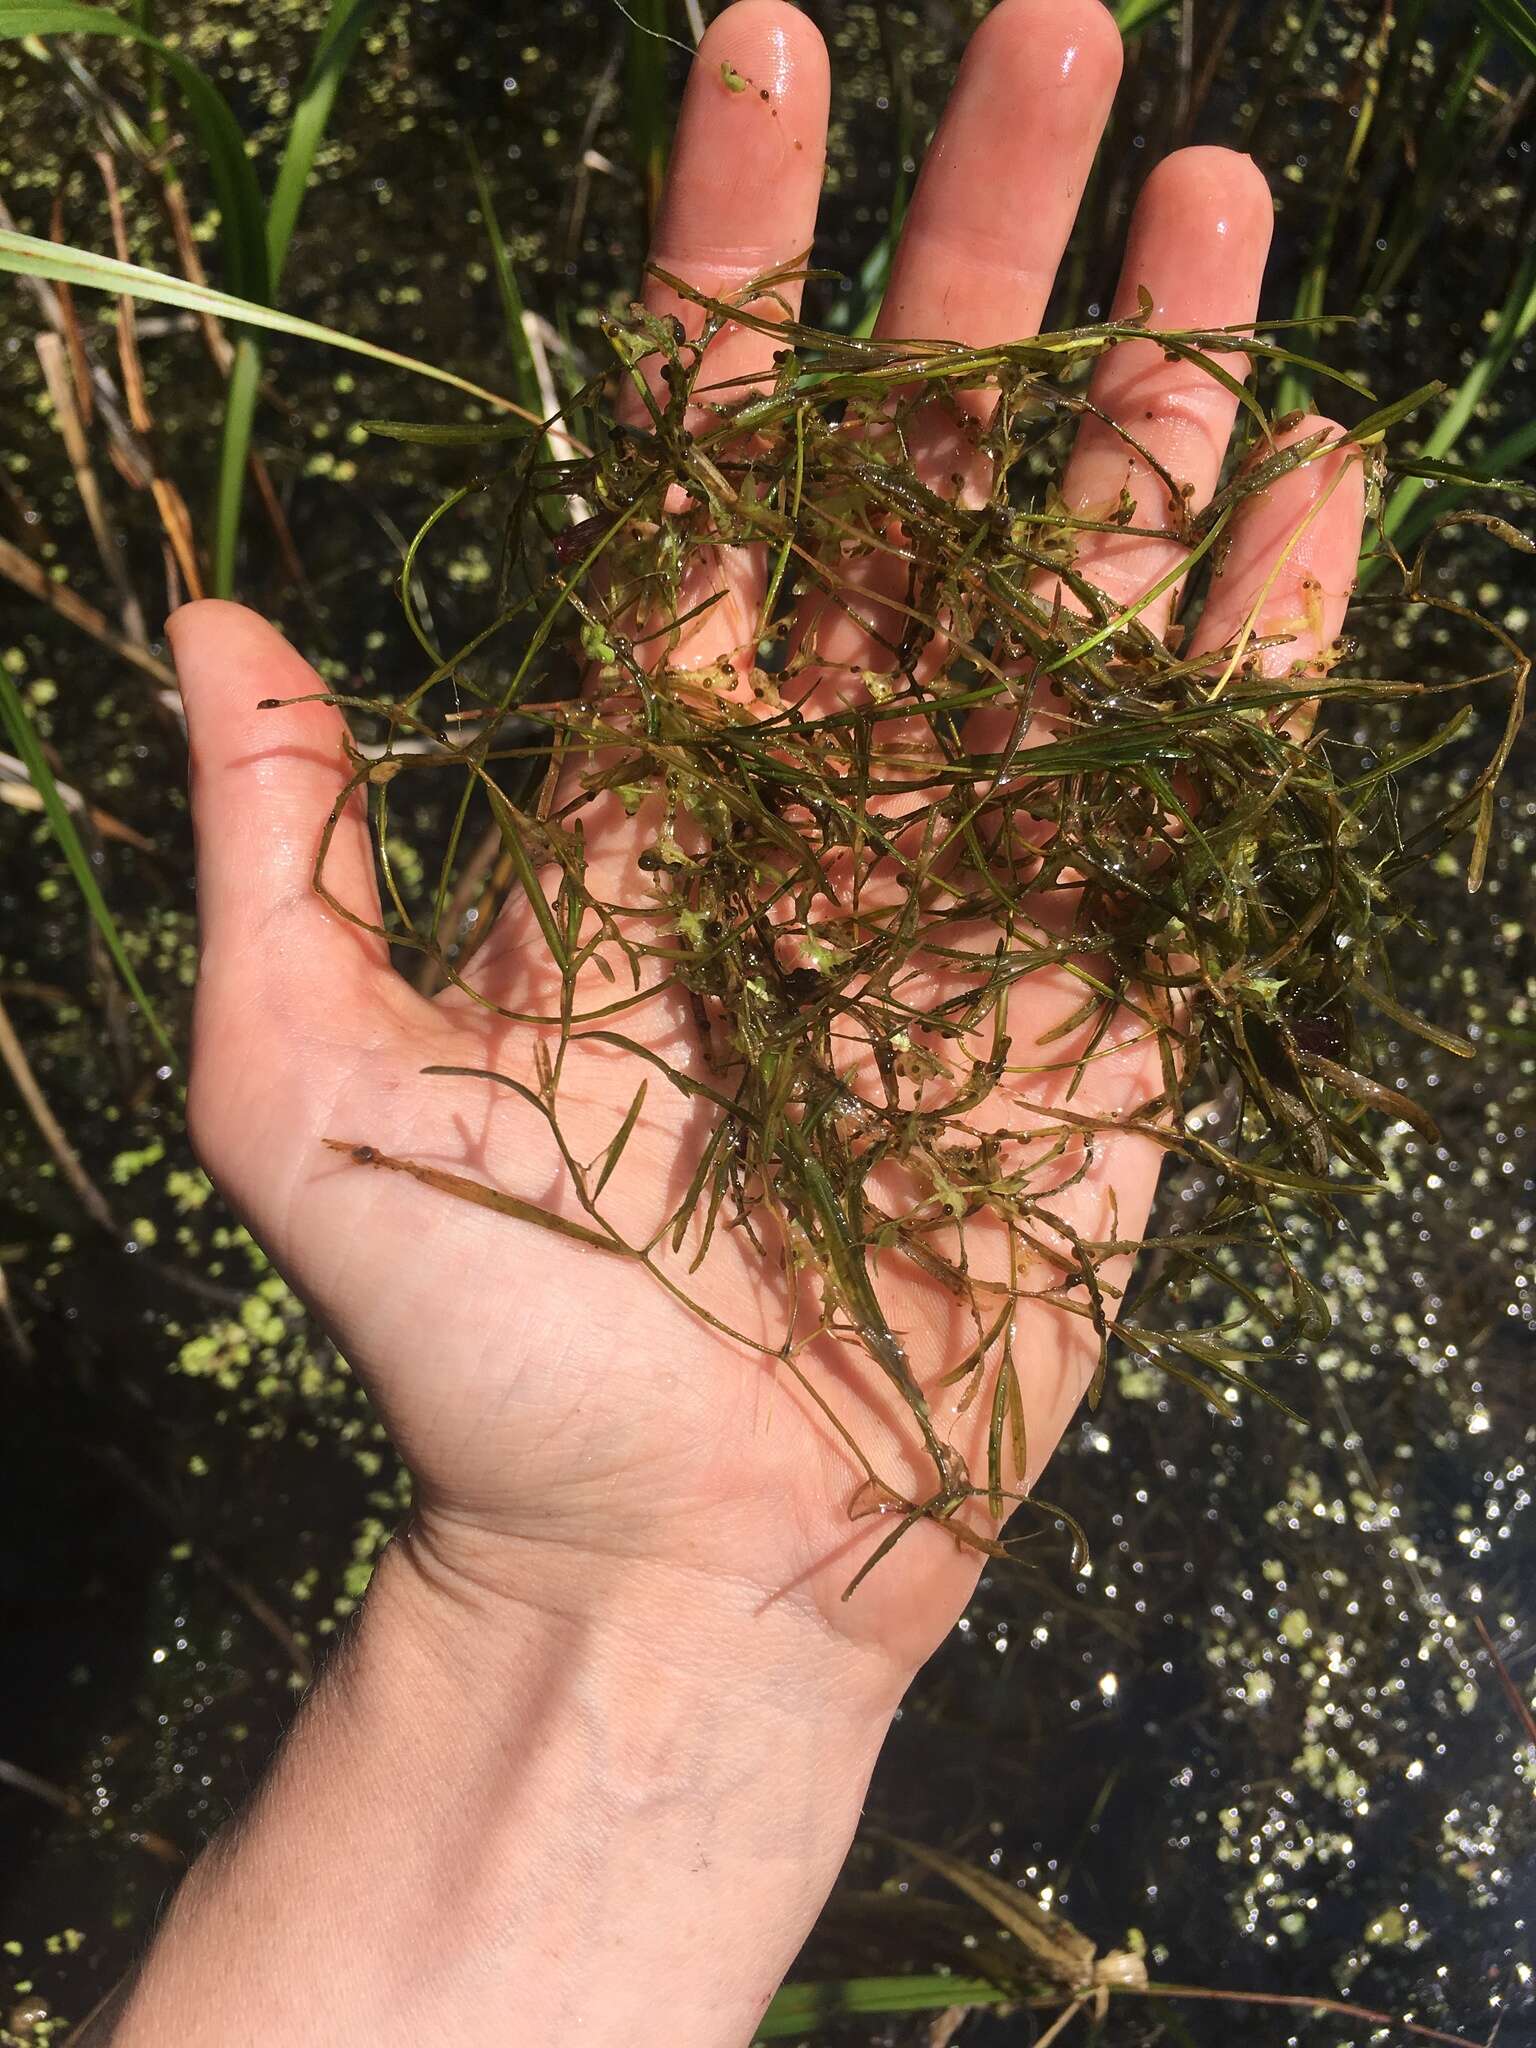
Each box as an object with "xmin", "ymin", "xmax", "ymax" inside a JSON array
[{"xmin": 175, "ymin": 0, "xmax": 1363, "ymax": 1676}]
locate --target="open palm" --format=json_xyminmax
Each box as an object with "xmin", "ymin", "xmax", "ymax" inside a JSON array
[{"xmin": 175, "ymin": 0, "xmax": 1364, "ymax": 1680}]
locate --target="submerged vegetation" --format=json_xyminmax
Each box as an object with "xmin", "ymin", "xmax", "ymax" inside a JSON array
[
  {"xmin": 1, "ymin": 1, "xmax": 1535, "ymax": 2042},
  {"xmin": 316, "ymin": 274, "xmax": 1524, "ymax": 1574}
]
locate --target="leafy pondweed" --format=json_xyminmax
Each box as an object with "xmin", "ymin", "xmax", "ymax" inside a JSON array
[{"xmin": 304, "ymin": 269, "xmax": 1526, "ymax": 1583}]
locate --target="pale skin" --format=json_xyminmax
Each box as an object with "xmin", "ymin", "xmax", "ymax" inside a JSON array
[{"xmin": 108, "ymin": 3, "xmax": 1367, "ymax": 2042}]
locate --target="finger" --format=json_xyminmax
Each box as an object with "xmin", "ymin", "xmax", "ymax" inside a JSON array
[
  {"xmin": 958, "ymin": 149, "xmax": 1271, "ymax": 766},
  {"xmin": 170, "ymin": 602, "xmax": 406, "ymax": 1148},
  {"xmin": 959, "ymin": 434, "xmax": 1362, "ymax": 1473},
  {"xmin": 466, "ymin": 5, "xmax": 829, "ymax": 997},
  {"xmin": 879, "ymin": 0, "xmax": 1121, "ymax": 352},
  {"xmin": 877, "ymin": 0, "xmax": 1121, "ymax": 427},
  {"xmin": 1015, "ymin": 419, "xmax": 1366, "ymax": 1440},
  {"xmin": 1052, "ymin": 146, "xmax": 1273, "ymax": 639},
  {"xmin": 619, "ymin": 0, "xmax": 829, "ymax": 428},
  {"xmin": 795, "ymin": 0, "xmax": 1120, "ymax": 687},
  {"xmin": 614, "ymin": 0, "xmax": 829, "ymax": 676},
  {"xmin": 1187, "ymin": 414, "xmax": 1367, "ymax": 676}
]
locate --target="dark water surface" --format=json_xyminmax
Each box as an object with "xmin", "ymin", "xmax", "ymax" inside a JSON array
[{"xmin": 1, "ymin": 3, "xmax": 1533, "ymax": 2041}]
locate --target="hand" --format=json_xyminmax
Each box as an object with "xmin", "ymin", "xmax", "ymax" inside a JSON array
[
  {"xmin": 173, "ymin": 0, "xmax": 1364, "ymax": 1687},
  {"xmin": 125, "ymin": 5, "xmax": 1373, "ymax": 2043}
]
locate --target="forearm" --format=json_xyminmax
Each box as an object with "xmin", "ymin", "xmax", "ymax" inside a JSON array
[{"xmin": 111, "ymin": 1524, "xmax": 904, "ymax": 2048}]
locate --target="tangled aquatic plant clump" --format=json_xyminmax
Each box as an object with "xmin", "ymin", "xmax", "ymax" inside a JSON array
[{"xmin": 314, "ymin": 270, "xmax": 1526, "ymax": 1569}]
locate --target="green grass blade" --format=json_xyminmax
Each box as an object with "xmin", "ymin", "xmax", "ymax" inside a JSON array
[
  {"xmin": 266, "ymin": 0, "xmax": 381, "ymax": 284},
  {"xmin": 1387, "ymin": 414, "xmax": 1536, "ymax": 555},
  {"xmin": 221, "ymin": 0, "xmax": 378, "ymax": 594},
  {"xmin": 1381, "ymin": 238, "xmax": 1536, "ymax": 544},
  {"xmin": 128, "ymin": 0, "xmax": 168, "ymax": 150},
  {"xmin": 1275, "ymin": 247, "xmax": 1331, "ymax": 420},
  {"xmin": 1476, "ymin": 0, "xmax": 1536, "ymax": 67},
  {"xmin": 0, "ymin": 664, "xmax": 176, "ymax": 1067},
  {"xmin": 824, "ymin": 227, "xmax": 894, "ymax": 337},
  {"xmin": 13, "ymin": 1, "xmax": 380, "ymax": 590},
  {"xmin": 0, "ymin": 1, "xmax": 270, "ymax": 302},
  {"xmin": 1276, "ymin": 9, "xmax": 1391, "ymax": 415},
  {"xmin": 754, "ymin": 1975, "xmax": 1012, "ymax": 2038},
  {"xmin": 1114, "ymin": 0, "xmax": 1178, "ymax": 29},
  {"xmin": 626, "ymin": 0, "xmax": 669, "ymax": 230},
  {"xmin": 358, "ymin": 418, "xmax": 531, "ymax": 444},
  {"xmin": 0, "ymin": 230, "xmax": 537, "ymax": 419},
  {"xmin": 213, "ymin": 333, "xmax": 263, "ymax": 598},
  {"xmin": 824, "ymin": 3, "xmax": 913, "ymax": 338},
  {"xmin": 1372, "ymin": 29, "xmax": 1492, "ymax": 301},
  {"xmin": 466, "ymin": 139, "xmax": 541, "ymax": 420}
]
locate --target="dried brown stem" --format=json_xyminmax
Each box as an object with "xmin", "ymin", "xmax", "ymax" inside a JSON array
[
  {"xmin": 1117, "ymin": 1980, "xmax": 1486, "ymax": 2048},
  {"xmin": 94, "ymin": 149, "xmax": 204, "ymax": 599},
  {"xmin": 0, "ymin": 1757, "xmax": 181, "ymax": 1866},
  {"xmin": 33, "ymin": 330, "xmax": 147, "ymax": 645},
  {"xmin": 0, "ymin": 988, "xmax": 116, "ymax": 1232},
  {"xmin": 0, "ymin": 535, "xmax": 176, "ymax": 694},
  {"xmin": 1473, "ymin": 1614, "xmax": 1536, "ymax": 1750},
  {"xmin": 0, "ymin": 1260, "xmax": 33, "ymax": 1366}
]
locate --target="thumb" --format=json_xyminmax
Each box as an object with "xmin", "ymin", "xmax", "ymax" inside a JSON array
[{"xmin": 170, "ymin": 601, "xmax": 397, "ymax": 1186}]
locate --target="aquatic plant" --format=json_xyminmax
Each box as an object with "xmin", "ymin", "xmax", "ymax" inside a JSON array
[{"xmin": 299, "ymin": 269, "xmax": 1528, "ymax": 1575}]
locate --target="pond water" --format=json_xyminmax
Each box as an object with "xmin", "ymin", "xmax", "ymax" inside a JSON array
[{"xmin": 1, "ymin": 3, "xmax": 1533, "ymax": 2042}]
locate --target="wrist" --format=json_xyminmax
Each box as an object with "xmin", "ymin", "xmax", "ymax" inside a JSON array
[
  {"xmin": 399, "ymin": 1499, "xmax": 916, "ymax": 1720},
  {"xmin": 382, "ymin": 1517, "xmax": 905, "ymax": 2026},
  {"xmin": 119, "ymin": 1518, "xmax": 905, "ymax": 2048},
  {"xmin": 341, "ymin": 1526, "xmax": 902, "ymax": 2042}
]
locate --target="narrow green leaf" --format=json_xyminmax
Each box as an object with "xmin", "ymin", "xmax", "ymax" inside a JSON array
[
  {"xmin": 129, "ymin": 0, "xmax": 168, "ymax": 150},
  {"xmin": 1476, "ymin": 0, "xmax": 1536, "ymax": 67},
  {"xmin": 1114, "ymin": 0, "xmax": 1178, "ymax": 29},
  {"xmin": 323, "ymin": 1138, "xmax": 625, "ymax": 1253},
  {"xmin": 1382, "ymin": 239, "xmax": 1536, "ymax": 541},
  {"xmin": 213, "ymin": 332, "xmax": 262, "ymax": 599},
  {"xmin": 1392, "ymin": 455, "xmax": 1536, "ymax": 496},
  {"xmin": 266, "ymin": 0, "xmax": 382, "ymax": 285},
  {"xmin": 0, "ymin": 661, "xmax": 176, "ymax": 1065},
  {"xmin": 594, "ymin": 1081, "xmax": 648, "ymax": 1197},
  {"xmin": 1295, "ymin": 1053, "xmax": 1440, "ymax": 1142},
  {"xmin": 626, "ymin": 0, "xmax": 669, "ymax": 230},
  {"xmin": 0, "ymin": 1, "xmax": 270, "ymax": 302},
  {"xmin": 1354, "ymin": 981, "xmax": 1476, "ymax": 1058},
  {"xmin": 1343, "ymin": 379, "xmax": 1446, "ymax": 445},
  {"xmin": 360, "ymin": 417, "xmax": 531, "ymax": 444},
  {"xmin": 212, "ymin": 0, "xmax": 378, "ymax": 590},
  {"xmin": 467, "ymin": 138, "xmax": 541, "ymax": 422},
  {"xmin": 0, "ymin": 230, "xmax": 537, "ymax": 420},
  {"xmin": 754, "ymin": 1975, "xmax": 1012, "ymax": 2038},
  {"xmin": 481, "ymin": 787, "xmax": 572, "ymax": 974},
  {"xmin": 1384, "ymin": 413, "xmax": 1536, "ymax": 556}
]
